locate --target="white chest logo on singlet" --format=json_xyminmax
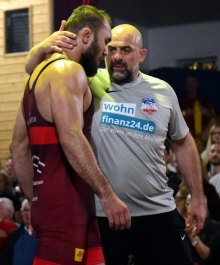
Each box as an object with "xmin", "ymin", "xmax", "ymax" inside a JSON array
[{"xmin": 141, "ymin": 98, "xmax": 158, "ymax": 115}]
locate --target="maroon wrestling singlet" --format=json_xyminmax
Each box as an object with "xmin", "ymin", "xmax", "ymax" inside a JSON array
[{"xmin": 23, "ymin": 58, "xmax": 104, "ymax": 265}]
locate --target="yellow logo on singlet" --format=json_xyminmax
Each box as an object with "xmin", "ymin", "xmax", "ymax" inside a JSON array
[{"xmin": 74, "ymin": 248, "xmax": 85, "ymax": 262}]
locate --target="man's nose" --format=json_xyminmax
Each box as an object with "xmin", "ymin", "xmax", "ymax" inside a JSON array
[
  {"xmin": 114, "ymin": 51, "xmax": 123, "ymax": 61},
  {"xmin": 103, "ymin": 46, "xmax": 108, "ymax": 56}
]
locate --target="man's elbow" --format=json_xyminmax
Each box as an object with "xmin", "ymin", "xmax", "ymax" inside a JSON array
[{"xmin": 25, "ymin": 63, "xmax": 32, "ymax": 75}]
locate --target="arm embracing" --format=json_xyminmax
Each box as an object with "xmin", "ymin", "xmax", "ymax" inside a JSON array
[{"xmin": 25, "ymin": 21, "xmax": 77, "ymax": 74}]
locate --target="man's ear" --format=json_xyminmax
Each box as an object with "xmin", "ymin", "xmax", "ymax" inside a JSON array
[
  {"xmin": 139, "ymin": 48, "xmax": 147, "ymax": 63},
  {"xmin": 81, "ymin": 28, "xmax": 93, "ymax": 44}
]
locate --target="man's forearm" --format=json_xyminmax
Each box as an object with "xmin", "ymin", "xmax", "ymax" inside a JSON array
[
  {"xmin": 10, "ymin": 146, "xmax": 34, "ymax": 202},
  {"xmin": 173, "ymin": 133, "xmax": 203, "ymax": 198},
  {"xmin": 61, "ymin": 130, "xmax": 114, "ymax": 199},
  {"xmin": 25, "ymin": 44, "xmax": 46, "ymax": 74}
]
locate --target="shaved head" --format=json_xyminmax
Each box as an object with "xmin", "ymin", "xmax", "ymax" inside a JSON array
[
  {"xmin": 112, "ymin": 24, "xmax": 143, "ymax": 48},
  {"xmin": 106, "ymin": 24, "xmax": 147, "ymax": 84}
]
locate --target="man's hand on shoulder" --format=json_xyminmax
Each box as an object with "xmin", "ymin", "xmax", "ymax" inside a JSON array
[{"xmin": 39, "ymin": 30, "xmax": 77, "ymax": 55}]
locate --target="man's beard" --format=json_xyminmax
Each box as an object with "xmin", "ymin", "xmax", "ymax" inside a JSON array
[
  {"xmin": 80, "ymin": 38, "xmax": 100, "ymax": 77},
  {"xmin": 210, "ymin": 158, "xmax": 220, "ymax": 166},
  {"xmin": 108, "ymin": 62, "xmax": 133, "ymax": 84}
]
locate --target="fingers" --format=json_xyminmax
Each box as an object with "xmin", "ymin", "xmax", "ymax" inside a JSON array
[
  {"xmin": 59, "ymin": 20, "xmax": 66, "ymax": 31},
  {"xmin": 44, "ymin": 35, "xmax": 77, "ymax": 53},
  {"xmin": 192, "ymin": 226, "xmax": 200, "ymax": 237},
  {"xmin": 28, "ymin": 224, "xmax": 33, "ymax": 235},
  {"xmin": 125, "ymin": 211, "xmax": 131, "ymax": 229},
  {"xmin": 108, "ymin": 209, "xmax": 131, "ymax": 231},
  {"xmin": 112, "ymin": 214, "xmax": 120, "ymax": 231},
  {"xmin": 192, "ymin": 219, "xmax": 204, "ymax": 236},
  {"xmin": 185, "ymin": 214, "xmax": 193, "ymax": 229},
  {"xmin": 108, "ymin": 215, "xmax": 114, "ymax": 229},
  {"xmin": 50, "ymin": 46, "xmax": 63, "ymax": 53},
  {"xmin": 186, "ymin": 214, "xmax": 204, "ymax": 237}
]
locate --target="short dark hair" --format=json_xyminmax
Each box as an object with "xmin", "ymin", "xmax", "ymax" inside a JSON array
[{"xmin": 65, "ymin": 5, "xmax": 112, "ymax": 35}]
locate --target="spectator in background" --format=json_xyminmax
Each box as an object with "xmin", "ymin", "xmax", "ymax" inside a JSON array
[
  {"xmin": 0, "ymin": 198, "xmax": 17, "ymax": 259},
  {"xmin": 185, "ymin": 194, "xmax": 220, "ymax": 265},
  {"xmin": 201, "ymin": 121, "xmax": 220, "ymax": 168},
  {"xmin": 200, "ymin": 155, "xmax": 220, "ymax": 222},
  {"xmin": 4, "ymin": 157, "xmax": 24, "ymax": 203},
  {"xmin": 0, "ymin": 199, "xmax": 37, "ymax": 265},
  {"xmin": 164, "ymin": 138, "xmax": 182, "ymax": 197},
  {"xmin": 179, "ymin": 76, "xmax": 215, "ymax": 138},
  {"xmin": 175, "ymin": 182, "xmax": 189, "ymax": 219},
  {"xmin": 0, "ymin": 172, "xmax": 22, "ymax": 224},
  {"xmin": 5, "ymin": 157, "xmax": 17, "ymax": 190},
  {"xmin": 176, "ymin": 159, "xmax": 220, "ymax": 222},
  {"xmin": 207, "ymin": 143, "xmax": 220, "ymax": 199}
]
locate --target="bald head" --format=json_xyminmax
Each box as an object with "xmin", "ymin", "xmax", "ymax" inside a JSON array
[
  {"xmin": 106, "ymin": 24, "xmax": 147, "ymax": 84},
  {"xmin": 111, "ymin": 24, "xmax": 143, "ymax": 48}
]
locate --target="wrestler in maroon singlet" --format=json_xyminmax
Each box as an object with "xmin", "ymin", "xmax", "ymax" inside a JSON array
[{"xmin": 22, "ymin": 59, "xmax": 104, "ymax": 265}]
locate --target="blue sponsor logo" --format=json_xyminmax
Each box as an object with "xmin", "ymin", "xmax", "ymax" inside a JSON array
[
  {"xmin": 102, "ymin": 102, "xmax": 136, "ymax": 117},
  {"xmin": 101, "ymin": 112, "xmax": 155, "ymax": 133}
]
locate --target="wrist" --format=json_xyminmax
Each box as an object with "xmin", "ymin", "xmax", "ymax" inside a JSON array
[{"xmin": 191, "ymin": 236, "xmax": 200, "ymax": 246}]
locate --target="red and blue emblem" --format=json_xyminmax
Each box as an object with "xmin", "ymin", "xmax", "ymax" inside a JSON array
[{"xmin": 141, "ymin": 98, "xmax": 158, "ymax": 115}]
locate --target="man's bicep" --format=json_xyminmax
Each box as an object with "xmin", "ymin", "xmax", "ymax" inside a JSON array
[
  {"xmin": 11, "ymin": 104, "xmax": 29, "ymax": 149},
  {"xmin": 25, "ymin": 44, "xmax": 46, "ymax": 74},
  {"xmin": 50, "ymin": 71, "xmax": 86, "ymax": 140},
  {"xmin": 9, "ymin": 103, "xmax": 29, "ymax": 156}
]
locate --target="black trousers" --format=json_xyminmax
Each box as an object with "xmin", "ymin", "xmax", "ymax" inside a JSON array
[{"xmin": 97, "ymin": 209, "xmax": 194, "ymax": 265}]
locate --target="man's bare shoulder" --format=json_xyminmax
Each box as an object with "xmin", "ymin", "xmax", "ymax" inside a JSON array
[
  {"xmin": 48, "ymin": 58, "xmax": 85, "ymax": 78},
  {"xmin": 45, "ymin": 57, "xmax": 88, "ymax": 93}
]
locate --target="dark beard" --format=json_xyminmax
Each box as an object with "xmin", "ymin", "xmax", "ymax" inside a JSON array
[
  {"xmin": 80, "ymin": 53, "xmax": 98, "ymax": 77},
  {"xmin": 210, "ymin": 160, "xmax": 220, "ymax": 166},
  {"xmin": 80, "ymin": 37, "xmax": 100, "ymax": 77},
  {"xmin": 108, "ymin": 62, "xmax": 133, "ymax": 84}
]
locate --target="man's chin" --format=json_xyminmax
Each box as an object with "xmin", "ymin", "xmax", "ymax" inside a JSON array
[{"xmin": 112, "ymin": 71, "xmax": 127, "ymax": 81}]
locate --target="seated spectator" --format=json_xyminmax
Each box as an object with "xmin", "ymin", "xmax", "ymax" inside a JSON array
[
  {"xmin": 185, "ymin": 194, "xmax": 220, "ymax": 265},
  {"xmin": 0, "ymin": 198, "xmax": 18, "ymax": 258},
  {"xmin": 205, "ymin": 233, "xmax": 220, "ymax": 265},
  {"xmin": 0, "ymin": 171, "xmax": 22, "ymax": 224},
  {"xmin": 164, "ymin": 138, "xmax": 182, "ymax": 196},
  {"xmin": 4, "ymin": 157, "xmax": 24, "ymax": 203},
  {"xmin": 198, "ymin": 155, "xmax": 220, "ymax": 222},
  {"xmin": 176, "ymin": 159, "xmax": 220, "ymax": 222},
  {"xmin": 207, "ymin": 143, "xmax": 220, "ymax": 199},
  {"xmin": 0, "ymin": 199, "xmax": 37, "ymax": 265},
  {"xmin": 201, "ymin": 121, "xmax": 220, "ymax": 168},
  {"xmin": 174, "ymin": 182, "xmax": 189, "ymax": 219},
  {"xmin": 179, "ymin": 76, "xmax": 215, "ymax": 138},
  {"xmin": 195, "ymin": 133, "xmax": 206, "ymax": 154}
]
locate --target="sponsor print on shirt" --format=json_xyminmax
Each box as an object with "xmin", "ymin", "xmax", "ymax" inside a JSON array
[
  {"xmin": 101, "ymin": 102, "xmax": 155, "ymax": 134},
  {"xmin": 141, "ymin": 98, "xmax": 158, "ymax": 115}
]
